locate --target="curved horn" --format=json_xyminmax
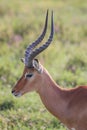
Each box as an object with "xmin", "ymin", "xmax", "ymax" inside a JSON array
[
  {"xmin": 28, "ymin": 11, "xmax": 54, "ymax": 65},
  {"xmin": 25, "ymin": 10, "xmax": 48, "ymax": 66}
]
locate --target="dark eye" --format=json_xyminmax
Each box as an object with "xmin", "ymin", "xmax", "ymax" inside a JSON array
[{"xmin": 25, "ymin": 73, "xmax": 33, "ymax": 78}]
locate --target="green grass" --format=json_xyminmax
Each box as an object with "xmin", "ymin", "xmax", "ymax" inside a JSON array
[{"xmin": 0, "ymin": 0, "xmax": 87, "ymax": 129}]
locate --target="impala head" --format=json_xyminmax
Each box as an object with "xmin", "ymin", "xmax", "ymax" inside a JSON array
[{"xmin": 12, "ymin": 10, "xmax": 54, "ymax": 97}]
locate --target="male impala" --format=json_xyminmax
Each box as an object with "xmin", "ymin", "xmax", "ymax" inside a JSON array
[{"xmin": 12, "ymin": 10, "xmax": 87, "ymax": 130}]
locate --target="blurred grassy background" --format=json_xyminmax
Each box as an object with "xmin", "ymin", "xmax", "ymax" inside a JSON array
[{"xmin": 0, "ymin": 0, "xmax": 87, "ymax": 130}]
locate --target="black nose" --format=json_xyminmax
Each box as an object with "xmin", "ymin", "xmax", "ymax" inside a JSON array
[{"xmin": 12, "ymin": 90, "xmax": 15, "ymax": 93}]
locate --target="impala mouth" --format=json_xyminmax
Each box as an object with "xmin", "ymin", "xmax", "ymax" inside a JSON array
[{"xmin": 12, "ymin": 90, "xmax": 22, "ymax": 97}]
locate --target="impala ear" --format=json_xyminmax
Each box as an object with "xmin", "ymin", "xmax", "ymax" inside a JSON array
[
  {"xmin": 32, "ymin": 59, "xmax": 43, "ymax": 74},
  {"xmin": 21, "ymin": 58, "xmax": 25, "ymax": 63}
]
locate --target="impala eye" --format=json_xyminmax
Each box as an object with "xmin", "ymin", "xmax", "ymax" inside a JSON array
[{"xmin": 25, "ymin": 73, "xmax": 33, "ymax": 78}]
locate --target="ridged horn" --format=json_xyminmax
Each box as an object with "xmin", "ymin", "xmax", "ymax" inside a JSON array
[
  {"xmin": 25, "ymin": 10, "xmax": 48, "ymax": 66},
  {"xmin": 28, "ymin": 11, "xmax": 54, "ymax": 66}
]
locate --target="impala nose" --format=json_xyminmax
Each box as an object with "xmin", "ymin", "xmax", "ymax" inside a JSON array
[
  {"xmin": 12, "ymin": 90, "xmax": 15, "ymax": 94},
  {"xmin": 12, "ymin": 89, "xmax": 22, "ymax": 97}
]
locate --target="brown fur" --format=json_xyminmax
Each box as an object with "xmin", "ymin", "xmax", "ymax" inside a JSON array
[{"xmin": 12, "ymin": 65, "xmax": 87, "ymax": 130}]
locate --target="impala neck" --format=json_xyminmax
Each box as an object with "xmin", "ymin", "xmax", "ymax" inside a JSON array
[{"xmin": 37, "ymin": 68, "xmax": 69, "ymax": 125}]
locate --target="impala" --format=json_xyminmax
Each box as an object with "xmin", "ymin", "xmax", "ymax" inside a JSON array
[{"xmin": 12, "ymin": 10, "xmax": 87, "ymax": 130}]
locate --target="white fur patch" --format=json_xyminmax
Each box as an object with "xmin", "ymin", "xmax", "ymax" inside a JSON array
[
  {"xmin": 71, "ymin": 128, "xmax": 75, "ymax": 130},
  {"xmin": 66, "ymin": 128, "xmax": 75, "ymax": 130}
]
